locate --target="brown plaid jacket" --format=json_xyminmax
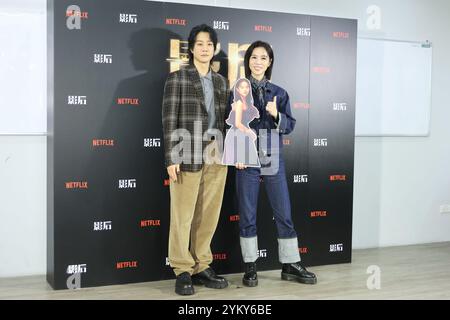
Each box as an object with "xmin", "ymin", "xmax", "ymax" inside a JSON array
[{"xmin": 162, "ymin": 64, "xmax": 229, "ymax": 172}]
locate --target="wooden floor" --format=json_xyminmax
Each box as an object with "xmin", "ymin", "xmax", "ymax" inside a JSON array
[{"xmin": 1, "ymin": 242, "xmax": 450, "ymax": 300}]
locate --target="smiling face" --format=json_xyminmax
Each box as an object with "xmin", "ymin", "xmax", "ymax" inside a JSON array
[
  {"xmin": 249, "ymin": 46, "xmax": 272, "ymax": 80},
  {"xmin": 190, "ymin": 31, "xmax": 214, "ymax": 65},
  {"xmin": 236, "ymin": 80, "xmax": 250, "ymax": 97}
]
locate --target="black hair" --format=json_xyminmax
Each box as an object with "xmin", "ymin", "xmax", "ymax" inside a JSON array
[
  {"xmin": 188, "ymin": 24, "xmax": 218, "ymax": 65},
  {"xmin": 233, "ymin": 78, "xmax": 253, "ymax": 107},
  {"xmin": 244, "ymin": 40, "xmax": 274, "ymax": 80}
]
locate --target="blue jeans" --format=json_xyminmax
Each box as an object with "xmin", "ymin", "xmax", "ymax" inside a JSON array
[{"xmin": 236, "ymin": 157, "xmax": 297, "ymax": 239}]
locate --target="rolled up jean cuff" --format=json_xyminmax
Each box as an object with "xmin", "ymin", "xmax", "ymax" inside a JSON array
[
  {"xmin": 240, "ymin": 236, "xmax": 258, "ymax": 263},
  {"xmin": 278, "ymin": 237, "xmax": 301, "ymax": 264}
]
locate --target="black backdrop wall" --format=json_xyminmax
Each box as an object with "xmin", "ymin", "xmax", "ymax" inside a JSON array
[{"xmin": 47, "ymin": 0, "xmax": 357, "ymax": 289}]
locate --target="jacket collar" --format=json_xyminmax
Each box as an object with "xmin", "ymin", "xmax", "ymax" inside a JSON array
[
  {"xmin": 186, "ymin": 64, "xmax": 222, "ymax": 114},
  {"xmin": 186, "ymin": 64, "xmax": 206, "ymax": 112}
]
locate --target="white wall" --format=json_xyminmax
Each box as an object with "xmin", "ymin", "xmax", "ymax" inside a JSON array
[
  {"xmin": 0, "ymin": 136, "xmax": 47, "ymax": 277},
  {"xmin": 0, "ymin": 0, "xmax": 48, "ymax": 278},
  {"xmin": 1, "ymin": 0, "xmax": 450, "ymax": 277}
]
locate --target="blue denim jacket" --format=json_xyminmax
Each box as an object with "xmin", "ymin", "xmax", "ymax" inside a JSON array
[{"xmin": 226, "ymin": 81, "xmax": 296, "ymax": 156}]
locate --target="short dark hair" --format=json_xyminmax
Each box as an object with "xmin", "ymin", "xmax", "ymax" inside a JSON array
[
  {"xmin": 244, "ymin": 40, "xmax": 274, "ymax": 80},
  {"xmin": 188, "ymin": 24, "xmax": 218, "ymax": 64}
]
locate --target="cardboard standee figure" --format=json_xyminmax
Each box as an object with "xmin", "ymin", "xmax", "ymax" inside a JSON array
[{"xmin": 222, "ymin": 78, "xmax": 261, "ymax": 167}]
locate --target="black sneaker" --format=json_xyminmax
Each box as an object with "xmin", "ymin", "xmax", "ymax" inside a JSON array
[
  {"xmin": 242, "ymin": 262, "xmax": 258, "ymax": 287},
  {"xmin": 175, "ymin": 272, "xmax": 195, "ymax": 295},
  {"xmin": 281, "ymin": 262, "xmax": 317, "ymax": 284}
]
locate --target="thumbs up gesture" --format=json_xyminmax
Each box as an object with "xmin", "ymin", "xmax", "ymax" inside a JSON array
[{"xmin": 266, "ymin": 96, "xmax": 278, "ymax": 119}]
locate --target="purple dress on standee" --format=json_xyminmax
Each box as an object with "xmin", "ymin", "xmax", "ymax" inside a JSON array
[{"xmin": 222, "ymin": 102, "xmax": 261, "ymax": 167}]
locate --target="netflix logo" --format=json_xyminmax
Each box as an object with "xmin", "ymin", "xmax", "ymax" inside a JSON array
[
  {"xmin": 213, "ymin": 253, "xmax": 227, "ymax": 260},
  {"xmin": 140, "ymin": 220, "xmax": 161, "ymax": 227},
  {"xmin": 92, "ymin": 139, "xmax": 114, "ymax": 147},
  {"xmin": 312, "ymin": 66, "xmax": 331, "ymax": 73},
  {"xmin": 254, "ymin": 25, "xmax": 272, "ymax": 32},
  {"xmin": 293, "ymin": 102, "xmax": 310, "ymax": 109},
  {"xmin": 330, "ymin": 175, "xmax": 346, "ymax": 181},
  {"xmin": 333, "ymin": 31, "xmax": 349, "ymax": 38},
  {"xmin": 299, "ymin": 247, "xmax": 308, "ymax": 254},
  {"xmin": 66, "ymin": 5, "xmax": 88, "ymax": 30},
  {"xmin": 166, "ymin": 18, "xmax": 186, "ymax": 26},
  {"xmin": 117, "ymin": 98, "xmax": 139, "ymax": 106},
  {"xmin": 310, "ymin": 211, "xmax": 327, "ymax": 218},
  {"xmin": 65, "ymin": 181, "xmax": 88, "ymax": 189},
  {"xmin": 66, "ymin": 8, "xmax": 88, "ymax": 19},
  {"xmin": 116, "ymin": 261, "xmax": 138, "ymax": 269}
]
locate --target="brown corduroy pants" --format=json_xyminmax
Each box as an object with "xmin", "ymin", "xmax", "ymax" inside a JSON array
[{"xmin": 168, "ymin": 163, "xmax": 228, "ymax": 276}]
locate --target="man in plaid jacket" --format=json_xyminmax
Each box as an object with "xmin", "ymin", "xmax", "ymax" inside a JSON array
[{"xmin": 162, "ymin": 24, "xmax": 229, "ymax": 295}]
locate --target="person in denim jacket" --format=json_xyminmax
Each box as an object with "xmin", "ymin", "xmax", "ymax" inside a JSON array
[{"xmin": 226, "ymin": 40, "xmax": 317, "ymax": 287}]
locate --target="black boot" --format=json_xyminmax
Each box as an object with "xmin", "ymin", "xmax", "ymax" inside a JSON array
[
  {"xmin": 281, "ymin": 262, "xmax": 317, "ymax": 284},
  {"xmin": 175, "ymin": 272, "xmax": 195, "ymax": 295},
  {"xmin": 191, "ymin": 267, "xmax": 228, "ymax": 289},
  {"xmin": 242, "ymin": 262, "xmax": 258, "ymax": 287}
]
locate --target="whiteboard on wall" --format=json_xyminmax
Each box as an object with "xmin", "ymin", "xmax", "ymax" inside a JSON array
[
  {"xmin": 355, "ymin": 38, "xmax": 432, "ymax": 136},
  {"xmin": 0, "ymin": 8, "xmax": 46, "ymax": 135}
]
